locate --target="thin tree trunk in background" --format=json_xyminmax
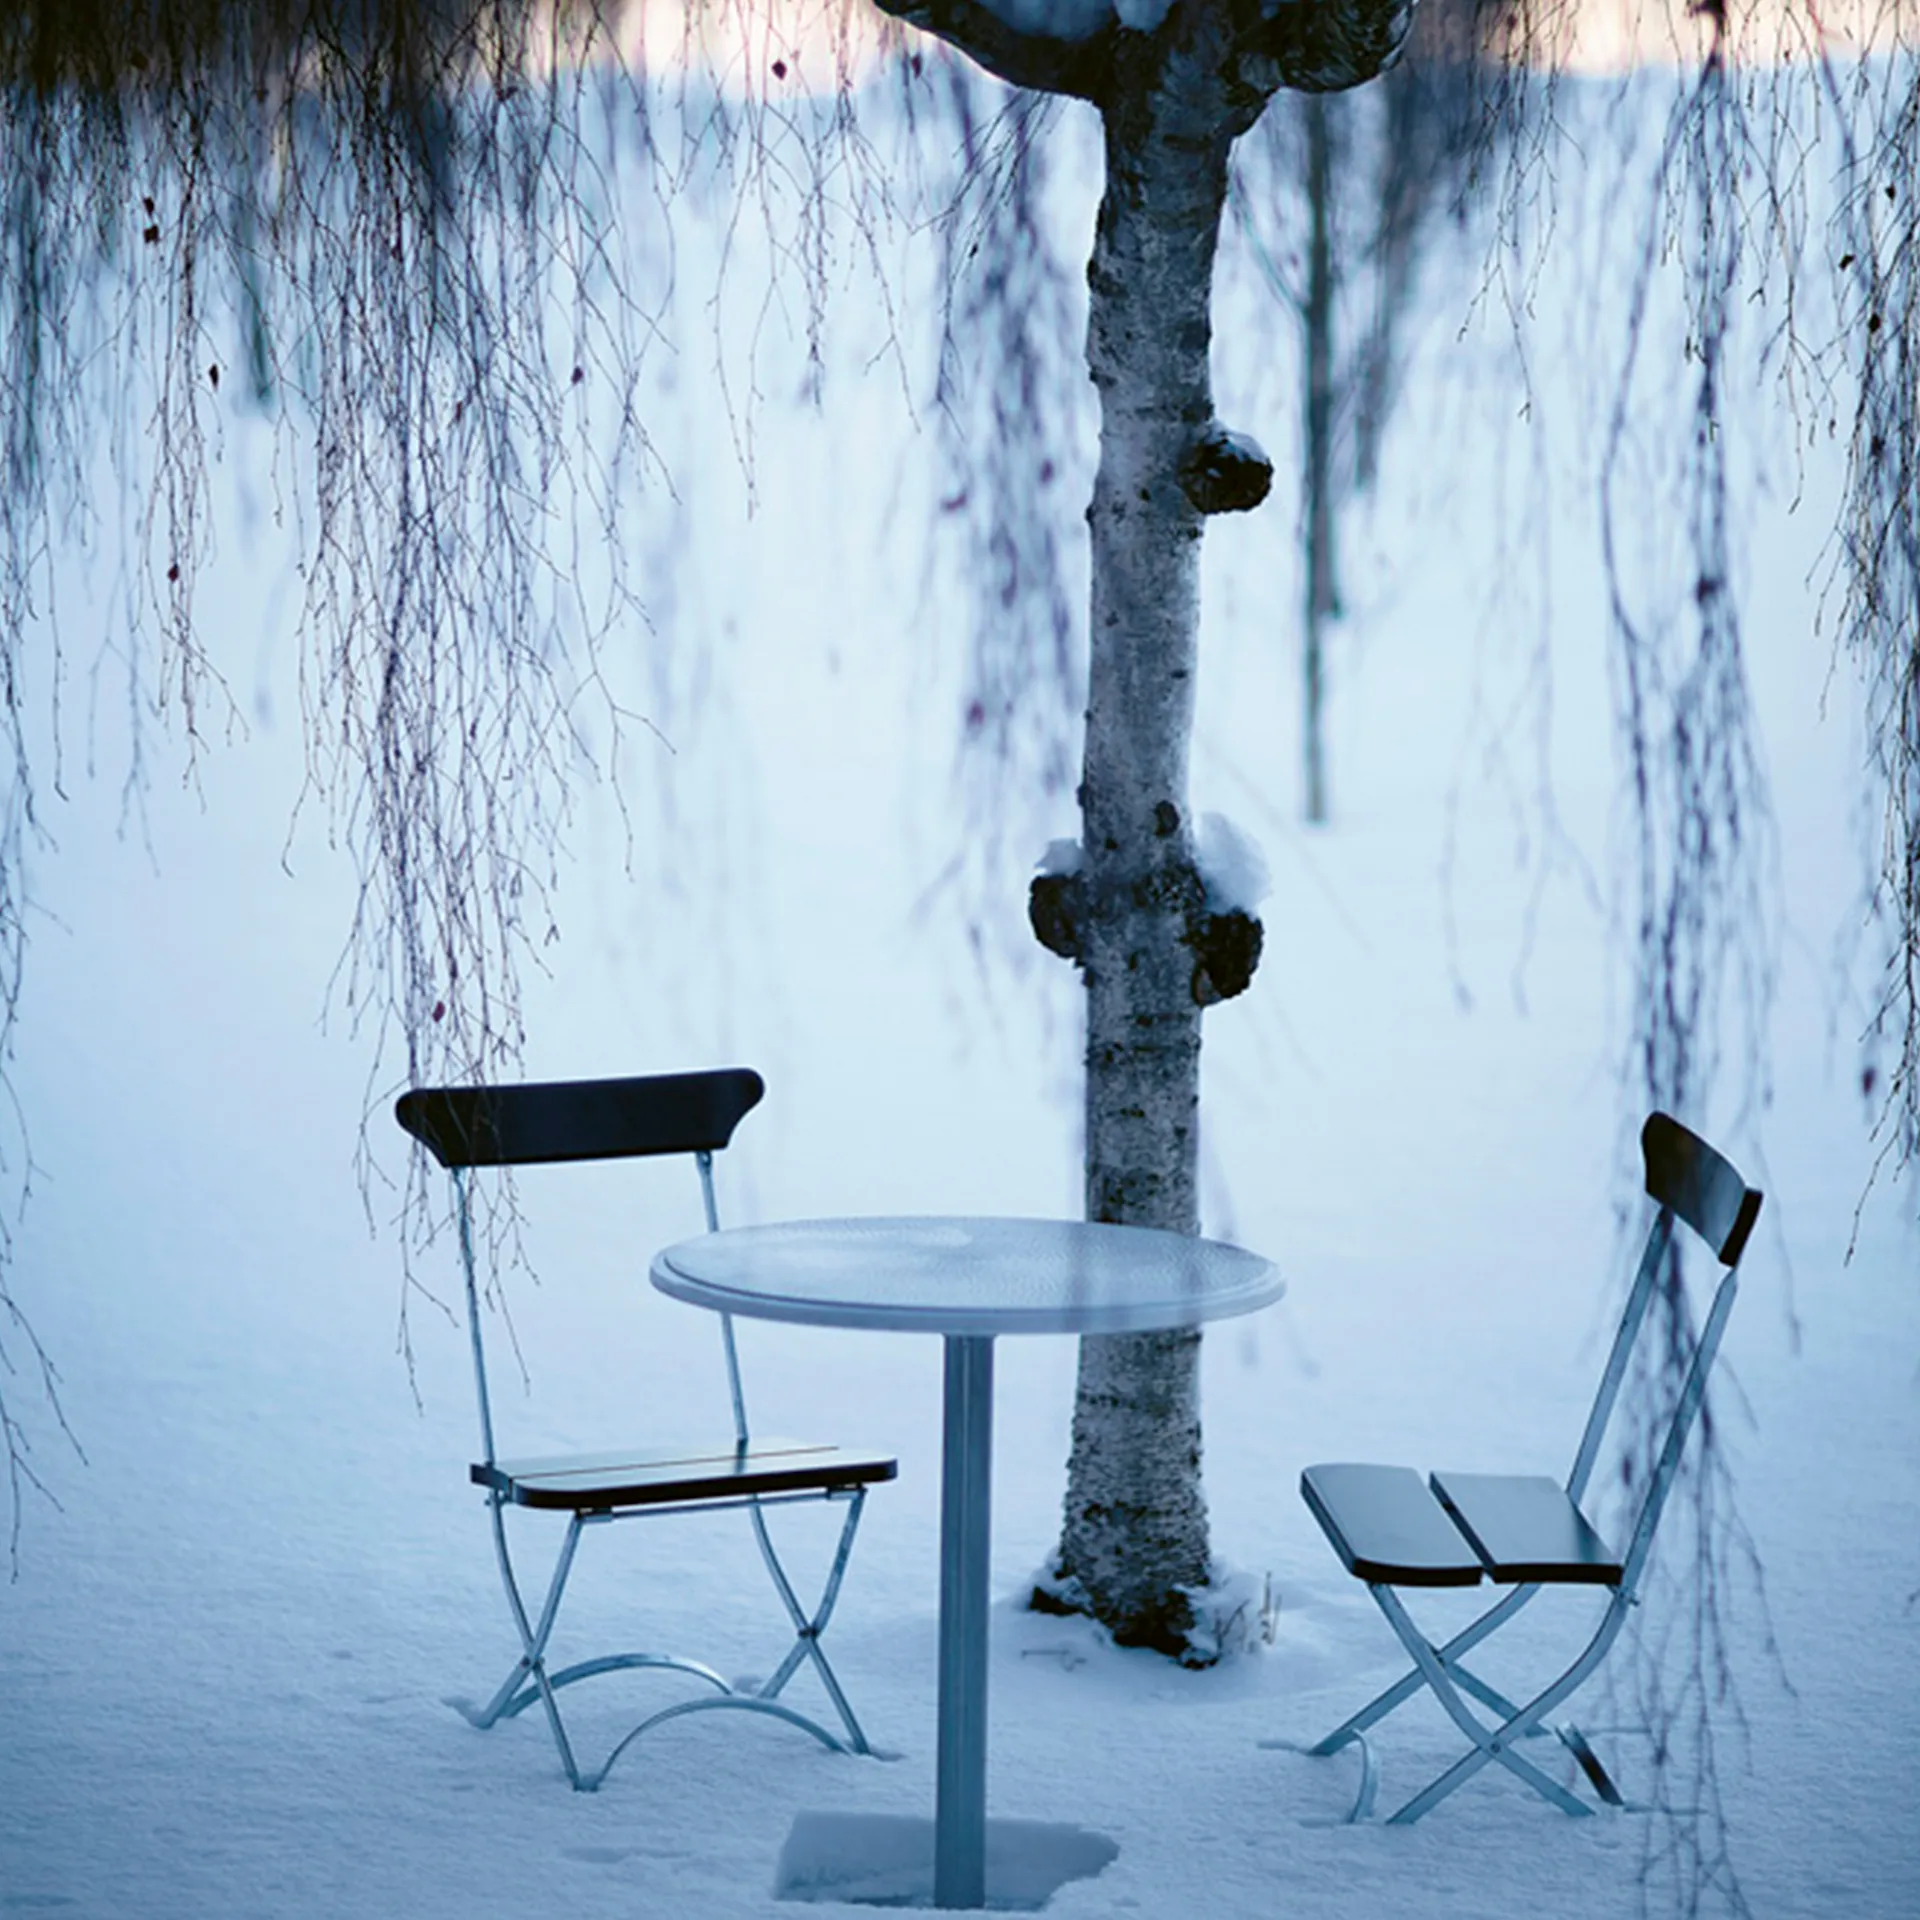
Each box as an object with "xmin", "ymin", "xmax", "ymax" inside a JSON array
[{"xmin": 1303, "ymin": 91, "xmax": 1336, "ymax": 827}]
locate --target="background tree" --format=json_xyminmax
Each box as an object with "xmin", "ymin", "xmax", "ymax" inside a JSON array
[{"xmin": 1225, "ymin": 0, "xmax": 1506, "ymax": 823}]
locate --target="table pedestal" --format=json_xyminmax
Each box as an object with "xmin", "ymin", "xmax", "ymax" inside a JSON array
[
  {"xmin": 773, "ymin": 1333, "xmax": 1118, "ymax": 1911},
  {"xmin": 652, "ymin": 1215, "xmax": 1281, "ymax": 1912},
  {"xmin": 936, "ymin": 1335, "xmax": 995, "ymax": 1908}
]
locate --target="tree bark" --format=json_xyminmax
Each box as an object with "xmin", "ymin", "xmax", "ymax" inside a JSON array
[
  {"xmin": 875, "ymin": 0, "xmax": 1414, "ymax": 1658},
  {"xmin": 1045, "ymin": 18, "xmax": 1261, "ymax": 1658}
]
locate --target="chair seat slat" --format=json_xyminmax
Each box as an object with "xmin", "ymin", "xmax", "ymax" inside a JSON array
[
  {"xmin": 478, "ymin": 1439, "xmax": 898, "ymax": 1511},
  {"xmin": 1428, "ymin": 1471, "xmax": 1622, "ymax": 1586},
  {"xmin": 1301, "ymin": 1464, "xmax": 1485, "ymax": 1588}
]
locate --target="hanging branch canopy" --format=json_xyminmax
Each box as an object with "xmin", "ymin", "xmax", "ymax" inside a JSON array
[
  {"xmin": 2, "ymin": 0, "xmax": 1914, "ymax": 1177},
  {"xmin": 0, "ymin": 0, "xmax": 890, "ymax": 1097},
  {"xmin": 0, "ymin": 0, "xmax": 914, "ymax": 1556}
]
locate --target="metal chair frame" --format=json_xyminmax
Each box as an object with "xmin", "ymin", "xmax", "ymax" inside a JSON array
[
  {"xmin": 400, "ymin": 1069, "xmax": 896, "ymax": 1792},
  {"xmin": 1297, "ymin": 1112, "xmax": 1762, "ymax": 1824}
]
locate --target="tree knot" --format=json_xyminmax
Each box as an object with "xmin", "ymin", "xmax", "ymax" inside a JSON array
[
  {"xmin": 1030, "ymin": 870, "xmax": 1085, "ymax": 962},
  {"xmin": 1029, "ymin": 864, "xmax": 1263, "ymax": 1008},
  {"xmin": 1185, "ymin": 905, "xmax": 1263, "ymax": 1006},
  {"xmin": 1179, "ymin": 424, "xmax": 1273, "ymax": 515}
]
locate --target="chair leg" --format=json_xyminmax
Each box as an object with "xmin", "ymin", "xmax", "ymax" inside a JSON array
[
  {"xmin": 573, "ymin": 1490, "xmax": 880, "ymax": 1791},
  {"xmin": 464, "ymin": 1490, "xmax": 881, "ymax": 1790},
  {"xmin": 578, "ymin": 1689, "xmax": 850, "ymax": 1791},
  {"xmin": 464, "ymin": 1498, "xmax": 589, "ymax": 1788},
  {"xmin": 745, "ymin": 1488, "xmax": 874, "ymax": 1755},
  {"xmin": 1308, "ymin": 1576, "xmax": 1627, "ymax": 1821},
  {"xmin": 1556, "ymin": 1722, "xmax": 1626, "ymax": 1807},
  {"xmin": 1403, "ymin": 1654, "xmax": 1624, "ymax": 1809},
  {"xmin": 1309, "ymin": 1582, "xmax": 1540, "ymax": 1758},
  {"xmin": 500, "ymin": 1648, "xmax": 732, "ymax": 1715},
  {"xmin": 466, "ymin": 1501, "xmax": 739, "ymax": 1789},
  {"xmin": 1369, "ymin": 1585, "xmax": 1617, "ymax": 1823}
]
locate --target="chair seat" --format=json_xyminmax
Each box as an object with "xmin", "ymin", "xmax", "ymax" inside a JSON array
[
  {"xmin": 1428, "ymin": 1471, "xmax": 1622, "ymax": 1585},
  {"xmin": 477, "ymin": 1438, "xmax": 899, "ymax": 1513},
  {"xmin": 1301, "ymin": 1464, "xmax": 1485, "ymax": 1587}
]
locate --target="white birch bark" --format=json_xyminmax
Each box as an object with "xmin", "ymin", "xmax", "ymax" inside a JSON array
[
  {"xmin": 875, "ymin": 0, "xmax": 1414, "ymax": 1655},
  {"xmin": 1052, "ymin": 23, "xmax": 1247, "ymax": 1655}
]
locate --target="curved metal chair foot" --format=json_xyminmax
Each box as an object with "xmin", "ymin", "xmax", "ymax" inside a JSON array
[
  {"xmin": 493, "ymin": 1651, "xmax": 733, "ymax": 1723},
  {"xmin": 1299, "ymin": 1728, "xmax": 1379, "ymax": 1823},
  {"xmin": 578, "ymin": 1693, "xmax": 853, "ymax": 1790},
  {"xmin": 1555, "ymin": 1722, "xmax": 1625, "ymax": 1806},
  {"xmin": 1345, "ymin": 1732, "xmax": 1380, "ymax": 1822}
]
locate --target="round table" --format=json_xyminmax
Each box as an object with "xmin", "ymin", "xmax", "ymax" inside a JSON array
[{"xmin": 651, "ymin": 1216, "xmax": 1283, "ymax": 1910}]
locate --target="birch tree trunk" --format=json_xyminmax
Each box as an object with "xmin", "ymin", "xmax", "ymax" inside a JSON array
[
  {"xmin": 1051, "ymin": 24, "xmax": 1249, "ymax": 1656},
  {"xmin": 878, "ymin": 0, "xmax": 1413, "ymax": 1657}
]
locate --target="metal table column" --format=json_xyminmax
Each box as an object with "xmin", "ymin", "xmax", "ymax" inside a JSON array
[{"xmin": 934, "ymin": 1334, "xmax": 995, "ymax": 1909}]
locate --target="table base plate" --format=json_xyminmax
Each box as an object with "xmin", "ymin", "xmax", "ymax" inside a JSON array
[{"xmin": 773, "ymin": 1811, "xmax": 1119, "ymax": 1911}]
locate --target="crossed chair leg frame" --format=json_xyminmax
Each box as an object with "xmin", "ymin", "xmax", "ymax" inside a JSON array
[
  {"xmin": 465, "ymin": 1483, "xmax": 875, "ymax": 1792},
  {"xmin": 1312, "ymin": 1580, "xmax": 1632, "ymax": 1824}
]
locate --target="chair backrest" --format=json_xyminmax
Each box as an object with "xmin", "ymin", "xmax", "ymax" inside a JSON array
[
  {"xmin": 396, "ymin": 1069, "xmax": 764, "ymax": 1170},
  {"xmin": 1640, "ymin": 1110, "xmax": 1762, "ymax": 1268},
  {"xmin": 396, "ymin": 1069, "xmax": 766, "ymax": 1465},
  {"xmin": 1567, "ymin": 1112, "xmax": 1762, "ymax": 1590}
]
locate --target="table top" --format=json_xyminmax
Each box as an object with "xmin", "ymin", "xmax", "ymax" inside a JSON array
[{"xmin": 649, "ymin": 1216, "xmax": 1282, "ymax": 1337}]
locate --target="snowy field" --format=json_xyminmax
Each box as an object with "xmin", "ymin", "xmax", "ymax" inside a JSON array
[{"xmin": 2, "ymin": 73, "xmax": 1917, "ymax": 1920}]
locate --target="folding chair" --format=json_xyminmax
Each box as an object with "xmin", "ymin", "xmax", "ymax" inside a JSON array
[
  {"xmin": 396, "ymin": 1068, "xmax": 898, "ymax": 1791},
  {"xmin": 1296, "ymin": 1111, "xmax": 1762, "ymax": 1823}
]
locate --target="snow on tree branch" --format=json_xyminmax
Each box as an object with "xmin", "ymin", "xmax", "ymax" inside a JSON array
[
  {"xmin": 874, "ymin": 0, "xmax": 1415, "ymax": 106},
  {"xmin": 1259, "ymin": 0, "xmax": 1418, "ymax": 96},
  {"xmin": 872, "ymin": 0, "xmax": 1117, "ymax": 99}
]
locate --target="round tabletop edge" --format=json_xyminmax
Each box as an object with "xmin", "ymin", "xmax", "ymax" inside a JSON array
[{"xmin": 649, "ymin": 1216, "xmax": 1283, "ymax": 1337}]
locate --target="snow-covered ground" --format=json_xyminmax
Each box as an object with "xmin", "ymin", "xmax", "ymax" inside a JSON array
[{"xmin": 2, "ymin": 72, "xmax": 1916, "ymax": 1920}]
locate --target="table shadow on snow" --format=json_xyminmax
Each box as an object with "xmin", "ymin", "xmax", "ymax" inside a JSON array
[{"xmin": 773, "ymin": 1812, "xmax": 1119, "ymax": 1911}]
